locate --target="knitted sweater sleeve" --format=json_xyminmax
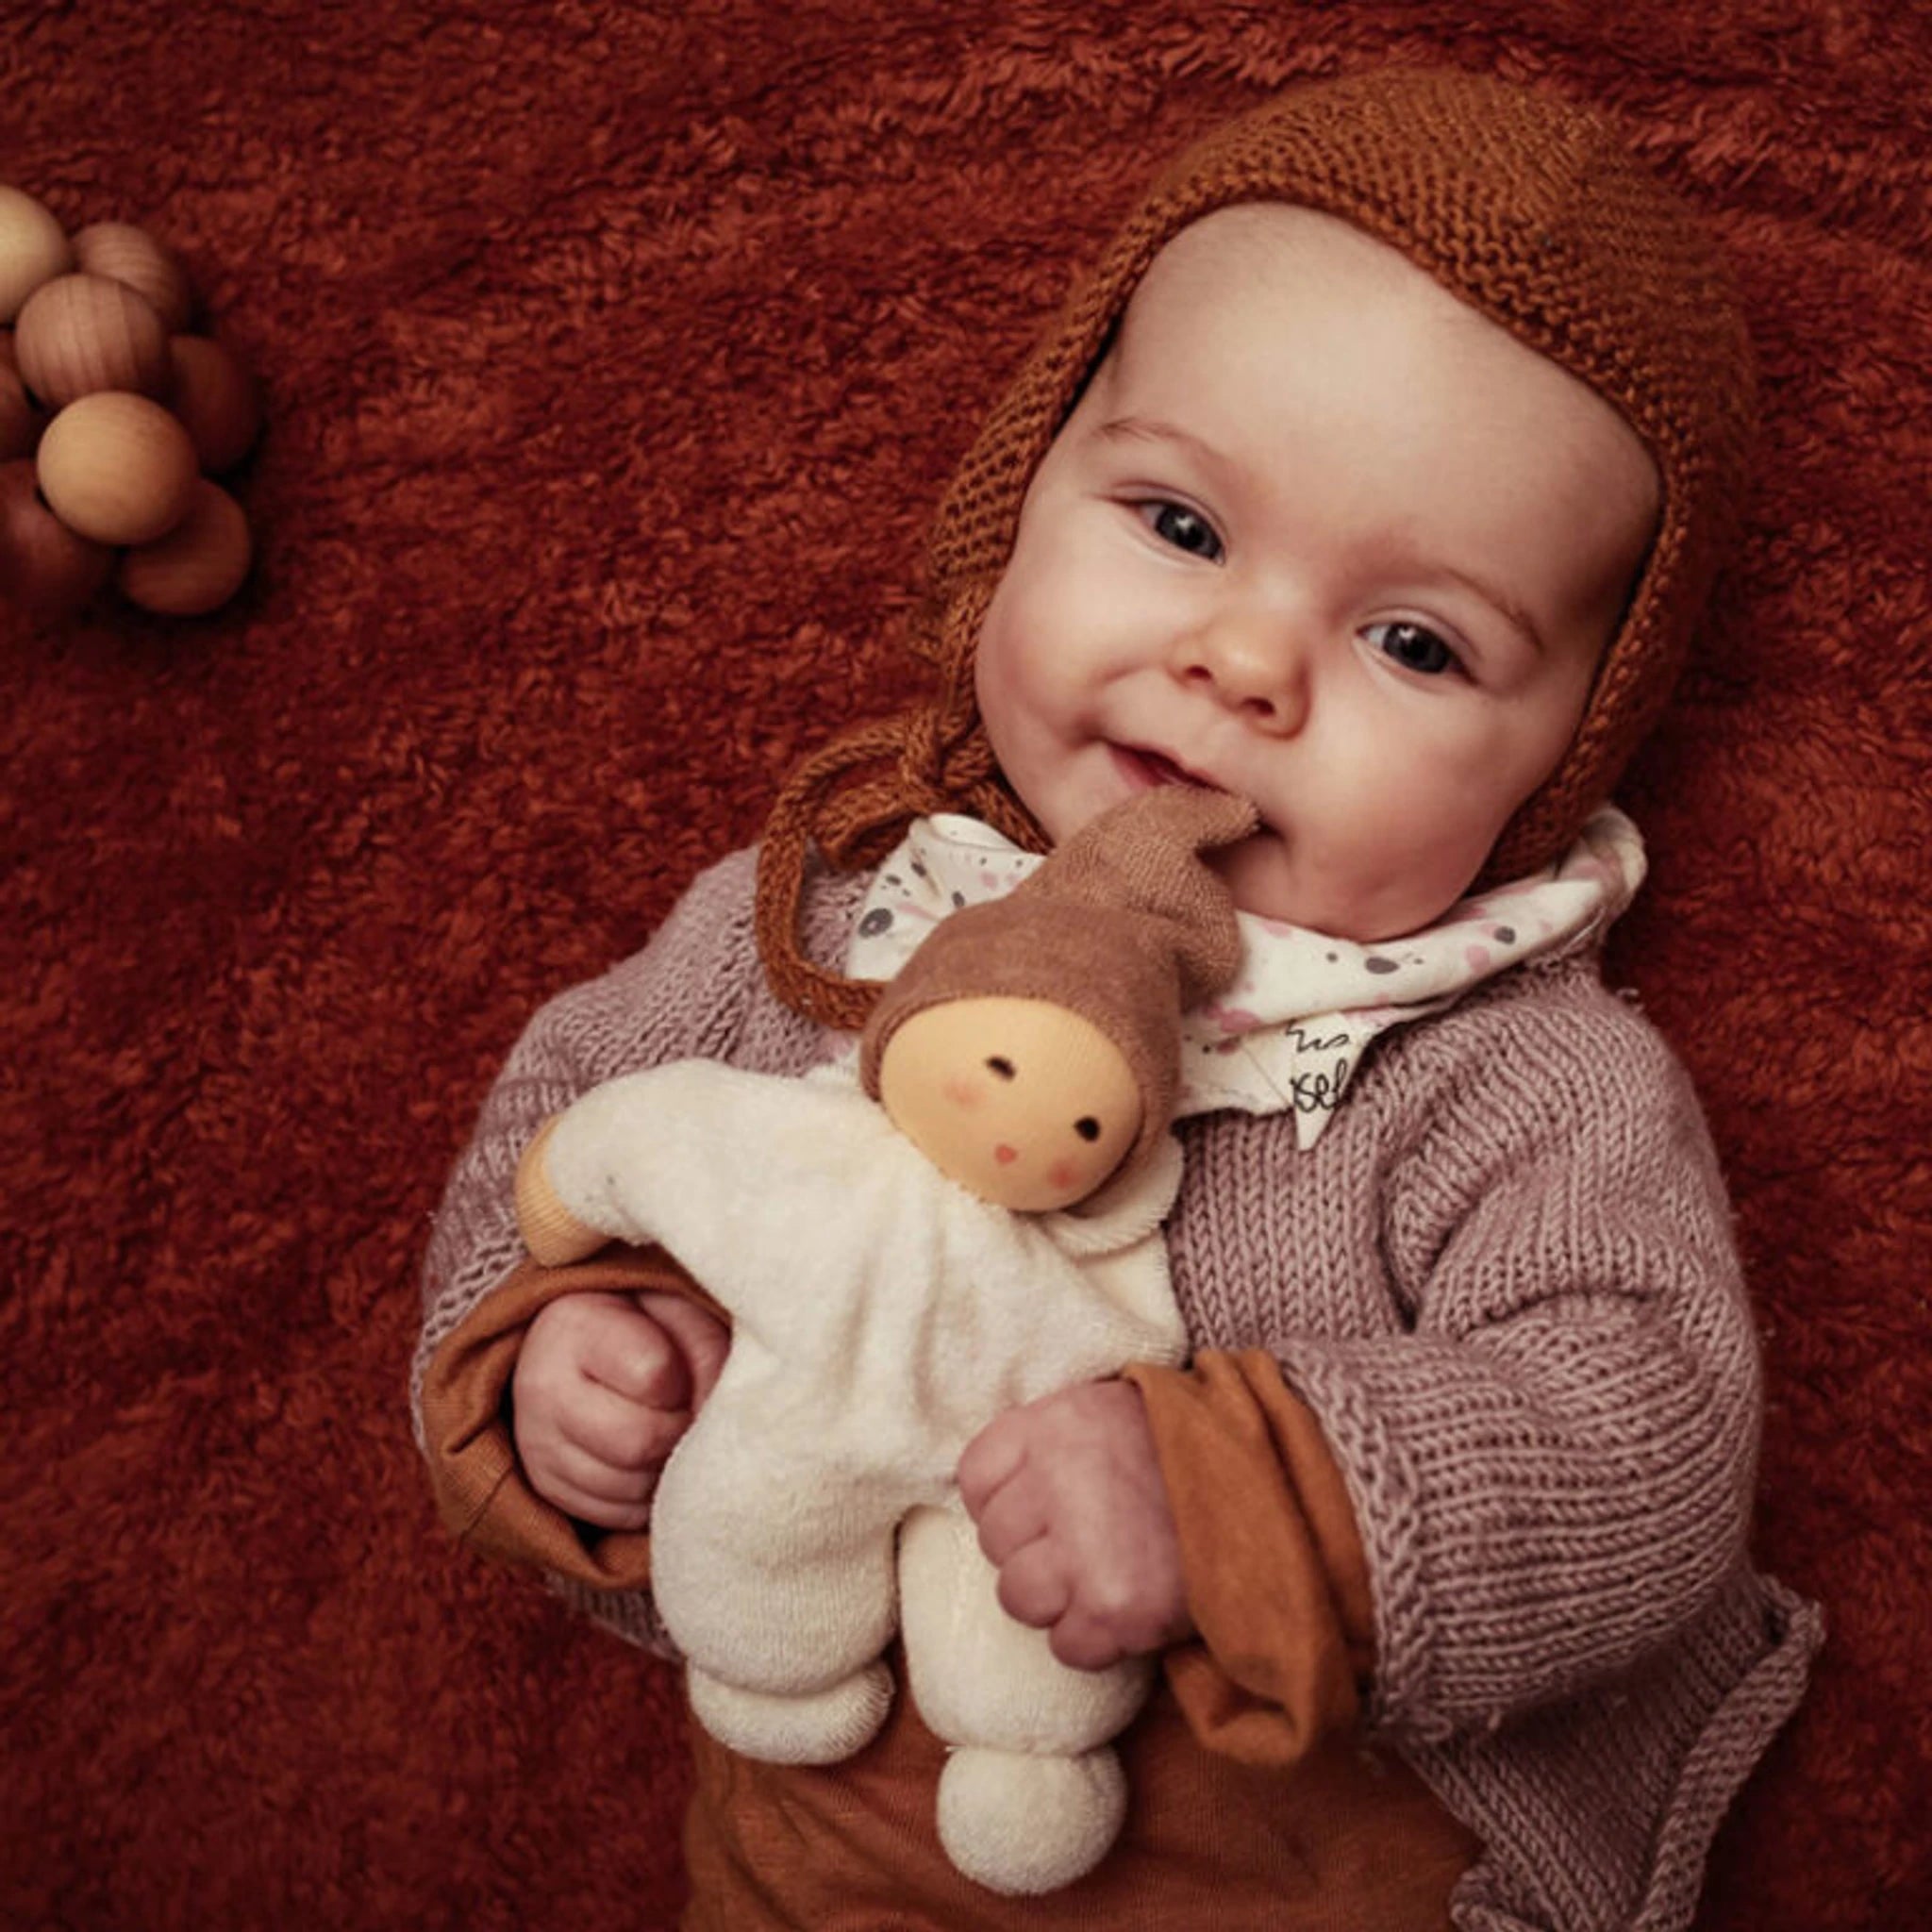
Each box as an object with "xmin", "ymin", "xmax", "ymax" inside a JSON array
[
  {"xmin": 412, "ymin": 846, "xmax": 783, "ymax": 1437},
  {"xmin": 1276, "ymin": 975, "xmax": 1764, "ymax": 1747}
]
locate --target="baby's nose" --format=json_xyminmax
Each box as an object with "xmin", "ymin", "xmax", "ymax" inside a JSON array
[{"xmin": 1172, "ymin": 608, "xmax": 1310, "ymax": 733}]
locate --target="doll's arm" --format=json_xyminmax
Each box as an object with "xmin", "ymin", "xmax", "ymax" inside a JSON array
[
  {"xmin": 513, "ymin": 1115, "xmax": 604, "ymax": 1266},
  {"xmin": 509, "ymin": 1066, "xmax": 815, "ymax": 1271},
  {"xmin": 510, "ymin": 1061, "xmax": 905, "ymax": 1341}
]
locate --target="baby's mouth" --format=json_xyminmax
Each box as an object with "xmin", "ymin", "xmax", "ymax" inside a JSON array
[{"xmin": 1114, "ymin": 744, "xmax": 1212, "ymax": 791}]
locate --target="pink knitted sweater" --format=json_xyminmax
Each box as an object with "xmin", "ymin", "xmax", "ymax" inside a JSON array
[{"xmin": 415, "ymin": 845, "xmax": 1819, "ymax": 1932}]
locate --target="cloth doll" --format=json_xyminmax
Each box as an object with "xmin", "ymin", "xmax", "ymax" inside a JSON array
[{"xmin": 512, "ymin": 783, "xmax": 1255, "ymax": 1893}]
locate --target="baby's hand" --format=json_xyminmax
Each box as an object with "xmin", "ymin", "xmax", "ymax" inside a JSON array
[
  {"xmin": 958, "ymin": 1379, "xmax": 1191, "ymax": 1672},
  {"xmin": 512, "ymin": 1289, "xmax": 728, "ymax": 1530}
]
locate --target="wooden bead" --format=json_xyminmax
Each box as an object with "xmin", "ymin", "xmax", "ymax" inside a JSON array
[
  {"xmin": 1, "ymin": 360, "xmax": 42, "ymax": 461},
  {"xmin": 36, "ymin": 391, "xmax": 198, "ymax": 546},
  {"xmin": 0, "ymin": 185, "xmax": 74, "ymax": 324},
  {"xmin": 73, "ymin": 222, "xmax": 195, "ymax": 333},
  {"xmin": 0, "ymin": 458, "xmax": 113, "ymax": 615},
  {"xmin": 166, "ymin": 335, "xmax": 261, "ymax": 471},
  {"xmin": 118, "ymin": 477, "xmax": 252, "ymax": 615},
  {"xmin": 14, "ymin": 272, "xmax": 169, "ymax": 408}
]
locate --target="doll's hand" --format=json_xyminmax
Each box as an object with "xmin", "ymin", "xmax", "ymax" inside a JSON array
[
  {"xmin": 512, "ymin": 1289, "xmax": 727, "ymax": 1530},
  {"xmin": 958, "ymin": 1379, "xmax": 1192, "ymax": 1672}
]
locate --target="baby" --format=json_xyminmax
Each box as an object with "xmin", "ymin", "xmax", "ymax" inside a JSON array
[{"xmin": 416, "ymin": 66, "xmax": 1819, "ymax": 1932}]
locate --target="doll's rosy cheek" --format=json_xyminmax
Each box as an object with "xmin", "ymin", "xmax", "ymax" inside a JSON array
[
  {"xmin": 1047, "ymin": 1157, "xmax": 1080, "ymax": 1191},
  {"xmin": 943, "ymin": 1074, "xmax": 983, "ymax": 1109}
]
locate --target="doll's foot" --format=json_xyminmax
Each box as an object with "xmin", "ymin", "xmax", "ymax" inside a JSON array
[
  {"xmin": 686, "ymin": 1661, "xmax": 893, "ymax": 1765},
  {"xmin": 936, "ymin": 1743, "xmax": 1127, "ymax": 1895}
]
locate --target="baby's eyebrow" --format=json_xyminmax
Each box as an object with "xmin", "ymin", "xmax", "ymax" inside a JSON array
[
  {"xmin": 1096, "ymin": 415, "xmax": 1218, "ymax": 466},
  {"xmin": 1433, "ymin": 562, "xmax": 1548, "ymax": 658}
]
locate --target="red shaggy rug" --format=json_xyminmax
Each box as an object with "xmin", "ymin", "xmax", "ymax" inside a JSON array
[{"xmin": 4, "ymin": 3, "xmax": 1927, "ymax": 1927}]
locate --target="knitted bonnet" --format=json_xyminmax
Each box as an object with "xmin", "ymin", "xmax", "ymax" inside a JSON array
[
  {"xmin": 859, "ymin": 785, "xmax": 1256, "ymax": 1178},
  {"xmin": 756, "ymin": 65, "xmax": 1757, "ymax": 1029}
]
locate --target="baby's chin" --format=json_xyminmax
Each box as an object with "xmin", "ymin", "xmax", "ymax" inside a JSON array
[{"xmin": 1208, "ymin": 838, "xmax": 1469, "ymax": 943}]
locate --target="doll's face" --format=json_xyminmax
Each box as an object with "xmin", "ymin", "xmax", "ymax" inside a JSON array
[
  {"xmin": 974, "ymin": 205, "xmax": 1660, "ymax": 942},
  {"xmin": 874, "ymin": 996, "xmax": 1143, "ymax": 1213}
]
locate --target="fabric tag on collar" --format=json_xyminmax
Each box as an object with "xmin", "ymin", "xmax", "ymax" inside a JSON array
[{"xmin": 845, "ymin": 807, "xmax": 1646, "ymax": 1147}]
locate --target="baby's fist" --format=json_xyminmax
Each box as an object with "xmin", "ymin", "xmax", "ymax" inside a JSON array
[
  {"xmin": 958, "ymin": 1379, "xmax": 1191, "ymax": 1671},
  {"xmin": 513, "ymin": 1290, "xmax": 726, "ymax": 1529}
]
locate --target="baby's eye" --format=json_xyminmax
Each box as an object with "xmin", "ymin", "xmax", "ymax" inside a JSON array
[
  {"xmin": 1142, "ymin": 501, "xmax": 1224, "ymax": 561},
  {"xmin": 1366, "ymin": 620, "xmax": 1459, "ymax": 676}
]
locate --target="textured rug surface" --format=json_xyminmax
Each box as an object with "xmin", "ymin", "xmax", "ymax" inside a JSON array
[{"xmin": 4, "ymin": 3, "xmax": 1927, "ymax": 1926}]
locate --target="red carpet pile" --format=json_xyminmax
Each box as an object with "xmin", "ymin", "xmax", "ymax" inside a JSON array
[{"xmin": 3, "ymin": 3, "xmax": 1927, "ymax": 1926}]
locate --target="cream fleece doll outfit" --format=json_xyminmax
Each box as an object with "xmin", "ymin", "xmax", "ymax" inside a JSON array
[
  {"xmin": 519, "ymin": 787, "xmax": 1261, "ymax": 1894},
  {"xmin": 527, "ymin": 1059, "xmax": 1186, "ymax": 1890}
]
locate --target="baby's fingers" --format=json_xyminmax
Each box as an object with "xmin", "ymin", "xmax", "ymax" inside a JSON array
[
  {"xmin": 574, "ymin": 1297, "xmax": 693, "ymax": 1409},
  {"xmin": 532, "ymin": 1436, "xmax": 658, "ymax": 1531},
  {"xmin": 1042, "ymin": 1604, "xmax": 1129, "ymax": 1674},
  {"xmin": 562, "ymin": 1375, "xmax": 691, "ymax": 1474},
  {"xmin": 969, "ymin": 1471, "xmax": 1048, "ymax": 1567},
  {"xmin": 957, "ymin": 1408, "xmax": 1030, "ymax": 1519},
  {"xmin": 637, "ymin": 1290, "xmax": 730, "ymax": 1412},
  {"xmin": 991, "ymin": 1535, "xmax": 1072, "ymax": 1634}
]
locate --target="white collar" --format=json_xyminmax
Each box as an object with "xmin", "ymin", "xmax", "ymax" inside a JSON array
[{"xmin": 845, "ymin": 806, "xmax": 1645, "ymax": 1148}]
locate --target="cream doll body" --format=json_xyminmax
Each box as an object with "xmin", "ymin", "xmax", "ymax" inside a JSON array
[
  {"xmin": 520, "ymin": 999, "xmax": 1190, "ymax": 1890},
  {"xmin": 513, "ymin": 199, "xmax": 1661, "ymax": 1679}
]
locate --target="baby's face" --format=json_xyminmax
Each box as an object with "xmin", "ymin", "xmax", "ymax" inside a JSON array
[{"xmin": 974, "ymin": 206, "xmax": 1660, "ymax": 941}]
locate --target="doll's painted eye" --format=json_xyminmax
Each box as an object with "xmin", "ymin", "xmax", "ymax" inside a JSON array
[
  {"xmin": 1074, "ymin": 1117, "xmax": 1102, "ymax": 1141},
  {"xmin": 985, "ymin": 1057, "xmax": 1016, "ymax": 1080}
]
